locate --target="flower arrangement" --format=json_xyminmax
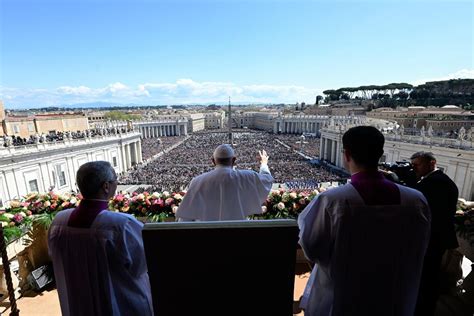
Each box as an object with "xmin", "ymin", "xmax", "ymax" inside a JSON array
[
  {"xmin": 107, "ymin": 191, "xmax": 185, "ymax": 222},
  {"xmin": 109, "ymin": 191, "xmax": 132, "ymax": 213},
  {"xmin": 0, "ymin": 186, "xmax": 333, "ymax": 243},
  {"xmin": 23, "ymin": 191, "xmax": 80, "ymax": 215},
  {"xmin": 252, "ymin": 189, "xmax": 320, "ymax": 220},
  {"xmin": 0, "ymin": 201, "xmax": 34, "ymax": 242}
]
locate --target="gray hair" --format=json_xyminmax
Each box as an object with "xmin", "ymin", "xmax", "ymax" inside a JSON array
[
  {"xmin": 410, "ymin": 151, "xmax": 436, "ymax": 162},
  {"xmin": 76, "ymin": 161, "xmax": 116, "ymax": 198}
]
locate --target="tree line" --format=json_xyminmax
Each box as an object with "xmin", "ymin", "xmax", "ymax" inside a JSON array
[{"xmin": 320, "ymin": 79, "xmax": 474, "ymax": 109}]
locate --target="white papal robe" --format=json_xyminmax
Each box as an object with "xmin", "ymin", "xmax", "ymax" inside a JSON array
[
  {"xmin": 298, "ymin": 181, "xmax": 430, "ymax": 316},
  {"xmin": 176, "ymin": 164, "xmax": 273, "ymax": 221},
  {"xmin": 48, "ymin": 209, "xmax": 153, "ymax": 316}
]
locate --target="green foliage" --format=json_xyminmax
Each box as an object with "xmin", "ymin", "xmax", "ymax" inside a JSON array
[
  {"xmin": 33, "ymin": 212, "xmax": 58, "ymax": 230},
  {"xmin": 104, "ymin": 111, "xmax": 141, "ymax": 121},
  {"xmin": 3, "ymin": 226, "xmax": 23, "ymax": 243}
]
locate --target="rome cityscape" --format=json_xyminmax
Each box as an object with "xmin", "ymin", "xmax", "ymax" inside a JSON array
[{"xmin": 0, "ymin": 0, "xmax": 473, "ymax": 315}]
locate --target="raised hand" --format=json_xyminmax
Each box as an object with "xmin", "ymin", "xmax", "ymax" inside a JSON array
[{"xmin": 258, "ymin": 150, "xmax": 269, "ymax": 165}]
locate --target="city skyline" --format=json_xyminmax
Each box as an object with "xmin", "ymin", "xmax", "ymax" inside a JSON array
[{"xmin": 0, "ymin": 0, "xmax": 473, "ymax": 108}]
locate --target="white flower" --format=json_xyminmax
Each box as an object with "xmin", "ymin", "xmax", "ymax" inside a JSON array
[
  {"xmin": 162, "ymin": 191, "xmax": 170, "ymax": 197},
  {"xmin": 1, "ymin": 221, "xmax": 8, "ymax": 227},
  {"xmin": 174, "ymin": 194, "xmax": 183, "ymax": 200},
  {"xmin": 289, "ymin": 192, "xmax": 297, "ymax": 199},
  {"xmin": 261, "ymin": 206, "xmax": 267, "ymax": 213},
  {"xmin": 70, "ymin": 197, "xmax": 78, "ymax": 205},
  {"xmin": 172, "ymin": 206, "xmax": 179, "ymax": 214},
  {"xmin": 277, "ymin": 202, "xmax": 285, "ymax": 210},
  {"xmin": 4, "ymin": 213, "xmax": 14, "ymax": 219},
  {"xmin": 152, "ymin": 192, "xmax": 161, "ymax": 198},
  {"xmin": 19, "ymin": 212, "xmax": 26, "ymax": 217},
  {"xmin": 44, "ymin": 201, "xmax": 51, "ymax": 207},
  {"xmin": 137, "ymin": 194, "xmax": 145, "ymax": 200}
]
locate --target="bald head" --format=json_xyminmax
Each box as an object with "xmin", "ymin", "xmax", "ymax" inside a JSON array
[{"xmin": 212, "ymin": 144, "xmax": 236, "ymax": 166}]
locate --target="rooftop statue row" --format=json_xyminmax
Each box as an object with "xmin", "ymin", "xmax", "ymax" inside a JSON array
[{"xmin": 1, "ymin": 127, "xmax": 137, "ymax": 148}]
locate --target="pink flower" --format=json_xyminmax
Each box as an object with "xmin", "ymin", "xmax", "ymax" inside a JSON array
[
  {"xmin": 13, "ymin": 213, "xmax": 23, "ymax": 223},
  {"xmin": 165, "ymin": 198, "xmax": 174, "ymax": 206},
  {"xmin": 115, "ymin": 194, "xmax": 124, "ymax": 202}
]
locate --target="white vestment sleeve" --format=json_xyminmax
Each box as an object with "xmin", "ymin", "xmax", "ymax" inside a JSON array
[
  {"xmin": 297, "ymin": 193, "xmax": 333, "ymax": 265},
  {"xmin": 119, "ymin": 217, "xmax": 147, "ymax": 278},
  {"xmin": 175, "ymin": 177, "xmax": 199, "ymax": 221}
]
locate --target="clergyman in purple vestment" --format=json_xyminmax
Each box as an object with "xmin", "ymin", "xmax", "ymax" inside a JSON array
[
  {"xmin": 298, "ymin": 126, "xmax": 431, "ymax": 316},
  {"xmin": 48, "ymin": 161, "xmax": 153, "ymax": 316}
]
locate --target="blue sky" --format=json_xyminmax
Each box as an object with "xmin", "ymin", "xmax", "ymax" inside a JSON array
[{"xmin": 0, "ymin": 0, "xmax": 473, "ymax": 108}]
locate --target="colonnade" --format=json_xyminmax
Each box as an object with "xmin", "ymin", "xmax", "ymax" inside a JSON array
[
  {"xmin": 319, "ymin": 136, "xmax": 343, "ymax": 168},
  {"xmin": 137, "ymin": 122, "xmax": 188, "ymax": 138},
  {"xmin": 275, "ymin": 121, "xmax": 323, "ymax": 134},
  {"xmin": 121, "ymin": 140, "xmax": 142, "ymax": 170}
]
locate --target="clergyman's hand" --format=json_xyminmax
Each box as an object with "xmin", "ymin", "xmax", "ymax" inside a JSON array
[{"xmin": 259, "ymin": 150, "xmax": 269, "ymax": 165}]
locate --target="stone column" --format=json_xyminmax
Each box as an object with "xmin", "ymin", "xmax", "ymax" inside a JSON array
[
  {"xmin": 335, "ymin": 140, "xmax": 341, "ymax": 167},
  {"xmin": 137, "ymin": 141, "xmax": 142, "ymax": 163},
  {"xmin": 121, "ymin": 144, "xmax": 128, "ymax": 171},
  {"xmin": 127, "ymin": 144, "xmax": 132, "ymax": 169},
  {"xmin": 320, "ymin": 137, "xmax": 325, "ymax": 160},
  {"xmin": 325, "ymin": 139, "xmax": 331, "ymax": 161},
  {"xmin": 331, "ymin": 139, "xmax": 337, "ymax": 164},
  {"xmin": 184, "ymin": 124, "xmax": 188, "ymax": 135}
]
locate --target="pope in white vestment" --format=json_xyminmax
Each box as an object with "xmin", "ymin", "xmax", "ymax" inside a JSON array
[{"xmin": 176, "ymin": 144, "xmax": 273, "ymax": 221}]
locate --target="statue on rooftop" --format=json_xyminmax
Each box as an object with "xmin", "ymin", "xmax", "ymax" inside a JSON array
[
  {"xmin": 458, "ymin": 126, "xmax": 466, "ymax": 141},
  {"xmin": 420, "ymin": 126, "xmax": 425, "ymax": 137},
  {"xmin": 466, "ymin": 127, "xmax": 473, "ymax": 142},
  {"xmin": 4, "ymin": 135, "xmax": 12, "ymax": 147},
  {"xmin": 427, "ymin": 125, "xmax": 433, "ymax": 138},
  {"xmin": 399, "ymin": 125, "xmax": 405, "ymax": 136}
]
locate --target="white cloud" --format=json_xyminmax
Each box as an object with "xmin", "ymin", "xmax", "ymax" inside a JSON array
[
  {"xmin": 0, "ymin": 79, "xmax": 321, "ymax": 108},
  {"xmin": 413, "ymin": 69, "xmax": 474, "ymax": 86}
]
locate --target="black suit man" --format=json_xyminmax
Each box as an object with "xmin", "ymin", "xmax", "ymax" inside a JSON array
[{"xmin": 411, "ymin": 151, "xmax": 459, "ymax": 316}]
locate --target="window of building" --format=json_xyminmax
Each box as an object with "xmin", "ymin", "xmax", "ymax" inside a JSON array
[
  {"xmin": 28, "ymin": 123, "xmax": 35, "ymax": 132},
  {"xmin": 113, "ymin": 156, "xmax": 118, "ymax": 167},
  {"xmin": 13, "ymin": 125, "xmax": 19, "ymax": 133},
  {"xmin": 55, "ymin": 164, "xmax": 67, "ymax": 187},
  {"xmin": 29, "ymin": 179, "xmax": 39, "ymax": 192}
]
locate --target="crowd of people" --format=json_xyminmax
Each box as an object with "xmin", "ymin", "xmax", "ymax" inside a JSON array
[
  {"xmin": 275, "ymin": 134, "xmax": 320, "ymax": 158},
  {"xmin": 140, "ymin": 136, "xmax": 185, "ymax": 161},
  {"xmin": 120, "ymin": 131, "xmax": 343, "ymax": 191},
  {"xmin": 2, "ymin": 127, "xmax": 134, "ymax": 147}
]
